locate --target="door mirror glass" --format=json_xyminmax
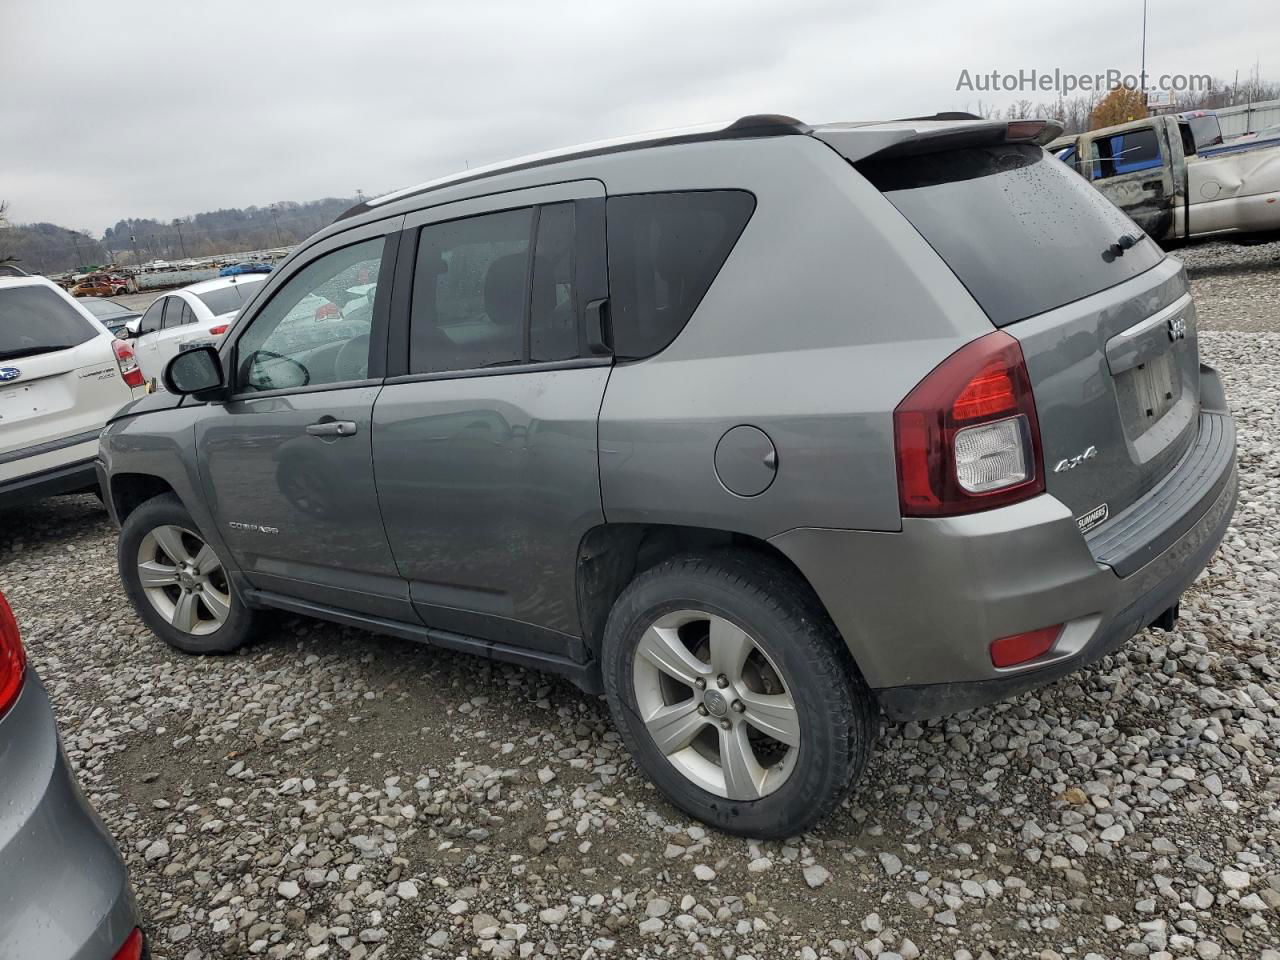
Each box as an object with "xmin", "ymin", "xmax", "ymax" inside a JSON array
[{"xmin": 164, "ymin": 345, "xmax": 224, "ymax": 395}]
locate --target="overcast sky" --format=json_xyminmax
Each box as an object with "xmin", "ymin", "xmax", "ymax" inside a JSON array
[{"xmin": 2, "ymin": 0, "xmax": 1274, "ymax": 235}]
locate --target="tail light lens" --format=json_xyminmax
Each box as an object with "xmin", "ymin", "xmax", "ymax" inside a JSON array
[
  {"xmin": 208, "ymin": 325, "xmax": 229, "ymax": 336},
  {"xmin": 111, "ymin": 929, "xmax": 144, "ymax": 960},
  {"xmin": 894, "ymin": 331, "xmax": 1044, "ymax": 516},
  {"xmin": 0, "ymin": 592, "xmax": 27, "ymax": 719},
  {"xmin": 112, "ymin": 338, "xmax": 146, "ymax": 388}
]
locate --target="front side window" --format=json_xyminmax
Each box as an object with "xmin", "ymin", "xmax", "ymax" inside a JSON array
[
  {"xmin": 138, "ymin": 299, "xmax": 164, "ymax": 335},
  {"xmin": 606, "ymin": 191, "xmax": 756, "ymax": 360},
  {"xmin": 1090, "ymin": 128, "xmax": 1163, "ymax": 179},
  {"xmin": 235, "ymin": 237, "xmax": 384, "ymax": 392}
]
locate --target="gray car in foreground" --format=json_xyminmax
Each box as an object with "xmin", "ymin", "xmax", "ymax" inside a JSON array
[
  {"xmin": 0, "ymin": 592, "xmax": 146, "ymax": 959},
  {"xmin": 97, "ymin": 113, "xmax": 1236, "ymax": 837}
]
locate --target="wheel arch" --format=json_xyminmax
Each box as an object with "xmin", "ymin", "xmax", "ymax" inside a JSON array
[
  {"xmin": 575, "ymin": 522, "xmax": 850, "ymax": 666},
  {"xmin": 107, "ymin": 472, "xmax": 178, "ymax": 525}
]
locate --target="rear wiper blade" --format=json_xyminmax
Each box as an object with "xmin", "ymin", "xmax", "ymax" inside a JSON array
[
  {"xmin": 1104, "ymin": 232, "xmax": 1147, "ymax": 260},
  {"xmin": 0, "ymin": 345, "xmax": 70, "ymax": 360}
]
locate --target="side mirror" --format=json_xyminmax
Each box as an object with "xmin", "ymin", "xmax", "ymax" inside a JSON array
[
  {"xmin": 124, "ymin": 318, "xmax": 141, "ymax": 338},
  {"xmin": 163, "ymin": 345, "xmax": 225, "ymax": 397}
]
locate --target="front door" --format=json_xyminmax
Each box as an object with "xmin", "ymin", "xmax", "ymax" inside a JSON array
[
  {"xmin": 1083, "ymin": 124, "xmax": 1177, "ymax": 240},
  {"xmin": 196, "ymin": 221, "xmax": 410, "ymax": 619},
  {"xmin": 373, "ymin": 183, "xmax": 611, "ymax": 658}
]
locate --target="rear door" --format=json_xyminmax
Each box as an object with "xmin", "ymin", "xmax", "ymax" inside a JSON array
[
  {"xmin": 0, "ymin": 283, "xmax": 133, "ymax": 481},
  {"xmin": 372, "ymin": 181, "xmax": 610, "ymax": 657},
  {"xmin": 1079, "ymin": 125, "xmax": 1178, "ymax": 240},
  {"xmin": 854, "ymin": 141, "xmax": 1198, "ymax": 529}
]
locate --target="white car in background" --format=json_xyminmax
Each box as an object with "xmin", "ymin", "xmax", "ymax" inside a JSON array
[
  {"xmin": 0, "ymin": 276, "xmax": 146, "ymax": 507},
  {"xmin": 127, "ymin": 275, "xmax": 266, "ymax": 383}
]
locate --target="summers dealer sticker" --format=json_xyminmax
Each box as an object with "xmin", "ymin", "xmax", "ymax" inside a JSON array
[{"xmin": 1076, "ymin": 503, "xmax": 1109, "ymax": 534}]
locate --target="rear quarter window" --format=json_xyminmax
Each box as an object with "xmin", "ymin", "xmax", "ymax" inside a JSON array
[
  {"xmin": 606, "ymin": 190, "xmax": 755, "ymax": 360},
  {"xmin": 856, "ymin": 144, "xmax": 1165, "ymax": 327},
  {"xmin": 0, "ymin": 285, "xmax": 97, "ymax": 360}
]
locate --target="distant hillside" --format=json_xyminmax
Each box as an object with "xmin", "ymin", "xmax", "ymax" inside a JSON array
[{"xmin": 0, "ymin": 196, "xmax": 359, "ymax": 273}]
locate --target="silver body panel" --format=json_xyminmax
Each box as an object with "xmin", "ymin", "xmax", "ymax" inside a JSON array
[{"xmin": 0, "ymin": 671, "xmax": 141, "ymax": 959}]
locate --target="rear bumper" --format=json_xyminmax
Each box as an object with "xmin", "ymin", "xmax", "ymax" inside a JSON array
[
  {"xmin": 0, "ymin": 671, "xmax": 143, "ymax": 959},
  {"xmin": 0, "ymin": 457, "xmax": 99, "ymax": 510},
  {"xmin": 772, "ymin": 388, "xmax": 1237, "ymax": 722}
]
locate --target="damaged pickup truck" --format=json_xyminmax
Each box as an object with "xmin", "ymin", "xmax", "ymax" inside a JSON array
[{"xmin": 1048, "ymin": 111, "xmax": 1280, "ymax": 243}]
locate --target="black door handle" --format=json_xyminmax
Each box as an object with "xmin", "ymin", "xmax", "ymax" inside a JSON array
[
  {"xmin": 1142, "ymin": 179, "xmax": 1164, "ymax": 191},
  {"xmin": 306, "ymin": 420, "xmax": 357, "ymax": 437},
  {"xmin": 585, "ymin": 298, "xmax": 612, "ymax": 356}
]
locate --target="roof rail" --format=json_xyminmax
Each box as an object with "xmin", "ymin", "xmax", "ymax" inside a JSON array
[{"xmin": 334, "ymin": 114, "xmax": 810, "ymax": 223}]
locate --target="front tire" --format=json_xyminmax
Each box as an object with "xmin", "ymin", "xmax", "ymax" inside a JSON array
[
  {"xmin": 601, "ymin": 553, "xmax": 877, "ymax": 838},
  {"xmin": 118, "ymin": 493, "xmax": 259, "ymax": 654}
]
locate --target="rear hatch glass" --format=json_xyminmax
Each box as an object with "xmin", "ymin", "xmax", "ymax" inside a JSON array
[
  {"xmin": 196, "ymin": 279, "xmax": 264, "ymax": 317},
  {"xmin": 1, "ymin": 285, "xmax": 97, "ymax": 360},
  {"xmin": 855, "ymin": 143, "xmax": 1165, "ymax": 327}
]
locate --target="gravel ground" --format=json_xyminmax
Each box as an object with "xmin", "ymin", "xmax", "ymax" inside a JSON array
[{"xmin": 2, "ymin": 249, "xmax": 1278, "ymax": 960}]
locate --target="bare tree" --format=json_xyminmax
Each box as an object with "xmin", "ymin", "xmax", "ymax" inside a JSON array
[{"xmin": 0, "ymin": 201, "xmax": 18, "ymax": 266}]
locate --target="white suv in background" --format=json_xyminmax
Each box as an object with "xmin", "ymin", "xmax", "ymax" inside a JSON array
[
  {"xmin": 127, "ymin": 276, "xmax": 265, "ymax": 382},
  {"xmin": 0, "ymin": 276, "xmax": 145, "ymax": 508}
]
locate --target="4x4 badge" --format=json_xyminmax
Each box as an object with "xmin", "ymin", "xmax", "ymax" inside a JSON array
[{"xmin": 1053, "ymin": 445, "xmax": 1098, "ymax": 473}]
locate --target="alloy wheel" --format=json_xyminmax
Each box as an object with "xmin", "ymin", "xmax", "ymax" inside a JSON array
[
  {"xmin": 136, "ymin": 525, "xmax": 232, "ymax": 636},
  {"xmin": 632, "ymin": 609, "xmax": 800, "ymax": 800}
]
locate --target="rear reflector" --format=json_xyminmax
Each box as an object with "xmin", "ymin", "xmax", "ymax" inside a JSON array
[
  {"xmin": 990, "ymin": 625, "xmax": 1061, "ymax": 668},
  {"xmin": 209, "ymin": 325, "xmax": 228, "ymax": 335},
  {"xmin": 111, "ymin": 929, "xmax": 144, "ymax": 960},
  {"xmin": 0, "ymin": 592, "xmax": 27, "ymax": 719},
  {"xmin": 112, "ymin": 338, "xmax": 146, "ymax": 388}
]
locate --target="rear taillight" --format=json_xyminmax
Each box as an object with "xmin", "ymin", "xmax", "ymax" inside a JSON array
[
  {"xmin": 111, "ymin": 929, "xmax": 144, "ymax": 960},
  {"xmin": 112, "ymin": 339, "xmax": 146, "ymax": 388},
  {"xmin": 209, "ymin": 325, "xmax": 229, "ymax": 336},
  {"xmin": 0, "ymin": 592, "xmax": 27, "ymax": 718},
  {"xmin": 894, "ymin": 331, "xmax": 1044, "ymax": 517}
]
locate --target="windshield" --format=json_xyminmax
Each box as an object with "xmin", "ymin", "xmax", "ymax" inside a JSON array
[
  {"xmin": 196, "ymin": 279, "xmax": 264, "ymax": 316},
  {"xmin": 0, "ymin": 284, "xmax": 98, "ymax": 359},
  {"xmin": 856, "ymin": 143, "xmax": 1165, "ymax": 327}
]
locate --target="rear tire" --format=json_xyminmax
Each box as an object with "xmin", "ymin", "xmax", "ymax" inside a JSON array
[
  {"xmin": 118, "ymin": 493, "xmax": 259, "ymax": 654},
  {"xmin": 601, "ymin": 552, "xmax": 877, "ymax": 838}
]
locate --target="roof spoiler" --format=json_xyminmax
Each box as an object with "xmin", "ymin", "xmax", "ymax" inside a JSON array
[{"xmin": 815, "ymin": 118, "xmax": 1065, "ymax": 164}]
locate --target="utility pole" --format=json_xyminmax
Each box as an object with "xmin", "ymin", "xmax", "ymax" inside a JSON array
[
  {"xmin": 269, "ymin": 203, "xmax": 284, "ymax": 248},
  {"xmin": 1140, "ymin": 0, "xmax": 1147, "ymax": 90},
  {"xmin": 172, "ymin": 218, "xmax": 188, "ymax": 260},
  {"xmin": 130, "ymin": 234, "xmax": 141, "ymax": 267}
]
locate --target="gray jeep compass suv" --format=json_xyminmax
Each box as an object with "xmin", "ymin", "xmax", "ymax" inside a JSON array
[{"xmin": 98, "ymin": 114, "xmax": 1236, "ymax": 837}]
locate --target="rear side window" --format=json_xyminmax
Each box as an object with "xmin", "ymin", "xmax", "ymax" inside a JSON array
[
  {"xmin": 1090, "ymin": 128, "xmax": 1162, "ymax": 179},
  {"xmin": 857, "ymin": 144, "xmax": 1165, "ymax": 328},
  {"xmin": 0, "ymin": 285, "xmax": 96, "ymax": 360},
  {"xmin": 411, "ymin": 208, "xmax": 533, "ymax": 374},
  {"xmin": 606, "ymin": 191, "xmax": 755, "ymax": 360}
]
